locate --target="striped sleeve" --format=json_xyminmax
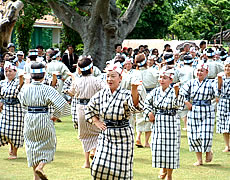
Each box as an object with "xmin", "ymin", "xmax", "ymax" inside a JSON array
[
  {"xmin": 144, "ymin": 90, "xmax": 156, "ymax": 117},
  {"xmin": 127, "ymin": 91, "xmax": 144, "ymax": 113},
  {"xmin": 48, "ymin": 87, "xmax": 67, "ymax": 118}
]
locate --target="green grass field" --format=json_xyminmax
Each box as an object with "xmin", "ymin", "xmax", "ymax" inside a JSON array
[{"xmin": 0, "ymin": 116, "xmax": 230, "ymax": 180}]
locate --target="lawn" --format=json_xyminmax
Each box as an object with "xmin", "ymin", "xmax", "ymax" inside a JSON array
[{"xmin": 0, "ymin": 116, "xmax": 230, "ymax": 180}]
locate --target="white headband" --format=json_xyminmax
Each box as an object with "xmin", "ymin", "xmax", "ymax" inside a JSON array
[
  {"xmin": 31, "ymin": 68, "xmax": 46, "ymax": 74},
  {"xmin": 79, "ymin": 62, "xmax": 93, "ymax": 71},
  {"xmin": 165, "ymin": 57, "xmax": 174, "ymax": 63},
  {"xmin": 52, "ymin": 52, "xmax": 61, "ymax": 59},
  {"xmin": 220, "ymin": 54, "xmax": 228, "ymax": 59}
]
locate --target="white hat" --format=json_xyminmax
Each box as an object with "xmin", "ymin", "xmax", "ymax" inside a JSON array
[
  {"xmin": 7, "ymin": 43, "xmax": 15, "ymax": 49},
  {"xmin": 16, "ymin": 51, "xmax": 24, "ymax": 56}
]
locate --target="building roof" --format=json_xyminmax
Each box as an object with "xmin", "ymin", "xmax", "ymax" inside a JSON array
[
  {"xmin": 212, "ymin": 29, "xmax": 230, "ymax": 41},
  {"xmin": 34, "ymin": 15, "xmax": 62, "ymax": 29}
]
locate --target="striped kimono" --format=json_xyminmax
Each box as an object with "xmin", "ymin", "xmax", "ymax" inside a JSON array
[
  {"xmin": 18, "ymin": 81, "xmax": 67, "ymax": 167},
  {"xmin": 216, "ymin": 76, "xmax": 230, "ymax": 133},
  {"xmin": 0, "ymin": 78, "xmax": 24, "ymax": 148},
  {"xmin": 85, "ymin": 86, "xmax": 144, "ymax": 180},
  {"xmin": 144, "ymin": 86, "xmax": 184, "ymax": 169},
  {"xmin": 69, "ymin": 74, "xmax": 104, "ymax": 152},
  {"xmin": 180, "ymin": 78, "xmax": 216, "ymax": 152},
  {"xmin": 62, "ymin": 75, "xmax": 78, "ymax": 128}
]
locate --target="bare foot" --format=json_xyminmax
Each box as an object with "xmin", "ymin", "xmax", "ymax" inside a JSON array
[
  {"xmin": 205, "ymin": 151, "xmax": 213, "ymax": 163},
  {"xmin": 82, "ymin": 162, "xmax": 90, "ymax": 168},
  {"xmin": 8, "ymin": 155, "xmax": 17, "ymax": 160},
  {"xmin": 144, "ymin": 143, "xmax": 150, "ymax": 148},
  {"xmin": 193, "ymin": 161, "xmax": 203, "ymax": 166},
  {"xmin": 222, "ymin": 147, "xmax": 230, "ymax": 152}
]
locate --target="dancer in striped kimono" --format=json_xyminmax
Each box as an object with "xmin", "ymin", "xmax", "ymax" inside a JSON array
[
  {"xmin": 144, "ymin": 69, "xmax": 184, "ymax": 180},
  {"xmin": 180, "ymin": 63, "xmax": 216, "ymax": 166},
  {"xmin": 67, "ymin": 56, "xmax": 104, "ymax": 168},
  {"xmin": 0, "ymin": 63, "xmax": 24, "ymax": 159},
  {"xmin": 216, "ymin": 58, "xmax": 230, "ymax": 152},
  {"xmin": 132, "ymin": 53, "xmax": 158, "ymax": 148},
  {"xmin": 62, "ymin": 70, "xmax": 81, "ymax": 129},
  {"xmin": 85, "ymin": 62, "xmax": 144, "ymax": 180},
  {"xmin": 18, "ymin": 62, "xmax": 67, "ymax": 180}
]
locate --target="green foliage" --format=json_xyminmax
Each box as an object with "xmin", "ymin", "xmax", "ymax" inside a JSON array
[
  {"xmin": 15, "ymin": 0, "xmax": 50, "ymax": 55},
  {"xmin": 127, "ymin": 0, "xmax": 174, "ymax": 39},
  {"xmin": 59, "ymin": 24, "xmax": 83, "ymax": 55},
  {"xmin": 169, "ymin": 0, "xmax": 230, "ymax": 41}
]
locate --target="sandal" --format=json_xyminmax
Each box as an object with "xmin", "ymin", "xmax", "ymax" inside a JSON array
[
  {"xmin": 35, "ymin": 169, "xmax": 48, "ymax": 180},
  {"xmin": 135, "ymin": 140, "xmax": 143, "ymax": 148},
  {"xmin": 158, "ymin": 171, "xmax": 167, "ymax": 179},
  {"xmin": 205, "ymin": 151, "xmax": 213, "ymax": 163}
]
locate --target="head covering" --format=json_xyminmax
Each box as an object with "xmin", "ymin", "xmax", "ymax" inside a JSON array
[
  {"xmin": 164, "ymin": 53, "xmax": 174, "ymax": 63},
  {"xmin": 219, "ymin": 50, "xmax": 228, "ymax": 61},
  {"xmin": 224, "ymin": 57, "xmax": 230, "ymax": 66},
  {"xmin": 183, "ymin": 54, "xmax": 193, "ymax": 64},
  {"xmin": 7, "ymin": 43, "xmax": 15, "ymax": 49},
  {"xmin": 190, "ymin": 47, "xmax": 196, "ymax": 53},
  {"xmin": 78, "ymin": 55, "xmax": 93, "ymax": 71},
  {"xmin": 148, "ymin": 55, "xmax": 156, "ymax": 60},
  {"xmin": 125, "ymin": 57, "xmax": 133, "ymax": 64},
  {"xmin": 51, "ymin": 49, "xmax": 61, "ymax": 60},
  {"xmin": 16, "ymin": 51, "xmax": 24, "ymax": 56},
  {"xmin": 28, "ymin": 49, "xmax": 38, "ymax": 57},
  {"xmin": 4, "ymin": 63, "xmax": 17, "ymax": 71},
  {"xmin": 106, "ymin": 62, "xmax": 123, "ymax": 74},
  {"xmin": 159, "ymin": 68, "xmax": 174, "ymax": 79},
  {"xmin": 30, "ymin": 62, "xmax": 46, "ymax": 74},
  {"xmin": 205, "ymin": 48, "xmax": 216, "ymax": 57},
  {"xmin": 197, "ymin": 62, "xmax": 209, "ymax": 71}
]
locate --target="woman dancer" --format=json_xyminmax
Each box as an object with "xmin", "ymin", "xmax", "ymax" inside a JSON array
[
  {"xmin": 85, "ymin": 62, "xmax": 144, "ymax": 179},
  {"xmin": 144, "ymin": 69, "xmax": 183, "ymax": 180}
]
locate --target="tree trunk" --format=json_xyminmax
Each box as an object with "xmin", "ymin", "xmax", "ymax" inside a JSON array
[
  {"xmin": 48, "ymin": 0, "xmax": 155, "ymax": 70},
  {"xmin": 220, "ymin": 25, "xmax": 223, "ymax": 45},
  {"xmin": 0, "ymin": 0, "xmax": 24, "ymax": 54}
]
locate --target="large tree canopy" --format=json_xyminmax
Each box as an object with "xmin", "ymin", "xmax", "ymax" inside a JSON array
[
  {"xmin": 47, "ymin": 0, "xmax": 162, "ymax": 69},
  {"xmin": 169, "ymin": 0, "xmax": 230, "ymax": 42}
]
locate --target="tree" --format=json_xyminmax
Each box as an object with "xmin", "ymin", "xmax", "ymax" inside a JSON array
[
  {"xmin": 203, "ymin": 0, "xmax": 230, "ymax": 44},
  {"xmin": 0, "ymin": 0, "xmax": 23, "ymax": 54},
  {"xmin": 15, "ymin": 0, "xmax": 50, "ymax": 55},
  {"xmin": 169, "ymin": 4, "xmax": 215, "ymax": 40},
  {"xmin": 59, "ymin": 24, "xmax": 83, "ymax": 55},
  {"xmin": 169, "ymin": 0, "xmax": 230, "ymax": 42},
  {"xmin": 48, "ymin": 0, "xmax": 162, "ymax": 70},
  {"xmin": 127, "ymin": 0, "xmax": 174, "ymax": 39}
]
